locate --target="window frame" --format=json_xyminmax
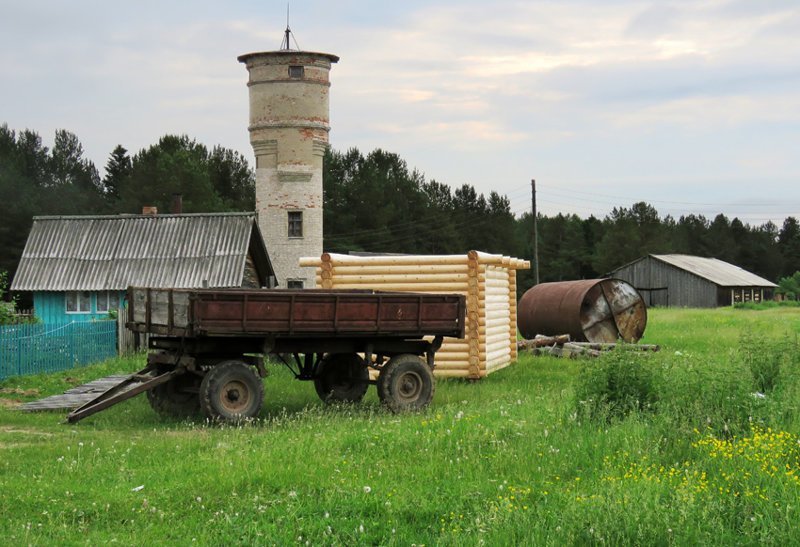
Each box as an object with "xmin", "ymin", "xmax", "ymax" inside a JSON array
[
  {"xmin": 286, "ymin": 279, "xmax": 305, "ymax": 289},
  {"xmin": 65, "ymin": 291, "xmax": 92, "ymax": 314},
  {"xmin": 288, "ymin": 65, "xmax": 304, "ymax": 79},
  {"xmin": 96, "ymin": 291, "xmax": 121, "ymax": 313},
  {"xmin": 288, "ymin": 211, "xmax": 303, "ymax": 238}
]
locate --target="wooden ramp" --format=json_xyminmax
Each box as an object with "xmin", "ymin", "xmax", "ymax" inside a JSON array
[{"xmin": 21, "ymin": 374, "xmax": 132, "ymax": 412}]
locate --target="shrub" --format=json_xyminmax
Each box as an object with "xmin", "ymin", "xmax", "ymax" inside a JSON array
[
  {"xmin": 573, "ymin": 347, "xmax": 658, "ymax": 422},
  {"xmin": 734, "ymin": 300, "xmax": 799, "ymax": 310},
  {"xmin": 776, "ymin": 271, "xmax": 800, "ymax": 300}
]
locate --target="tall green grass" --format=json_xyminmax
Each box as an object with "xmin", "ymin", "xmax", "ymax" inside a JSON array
[{"xmin": 1, "ymin": 307, "xmax": 800, "ymax": 544}]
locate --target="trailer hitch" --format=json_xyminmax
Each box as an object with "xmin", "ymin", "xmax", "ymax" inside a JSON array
[{"xmin": 66, "ymin": 365, "xmax": 186, "ymax": 424}]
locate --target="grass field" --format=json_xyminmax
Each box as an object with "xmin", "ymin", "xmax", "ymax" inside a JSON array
[{"xmin": 2, "ymin": 307, "xmax": 800, "ymax": 545}]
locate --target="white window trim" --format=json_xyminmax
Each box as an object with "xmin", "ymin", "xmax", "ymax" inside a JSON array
[{"xmin": 65, "ymin": 291, "xmax": 92, "ymax": 314}]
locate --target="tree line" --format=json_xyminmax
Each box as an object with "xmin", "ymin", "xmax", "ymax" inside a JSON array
[
  {"xmin": 2, "ymin": 124, "xmax": 799, "ymax": 298},
  {"xmin": 0, "ymin": 125, "xmax": 254, "ymax": 279},
  {"xmin": 322, "ymin": 148, "xmax": 800, "ymax": 294}
]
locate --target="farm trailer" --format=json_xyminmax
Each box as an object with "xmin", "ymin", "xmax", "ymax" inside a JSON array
[{"xmin": 67, "ymin": 287, "xmax": 466, "ymax": 423}]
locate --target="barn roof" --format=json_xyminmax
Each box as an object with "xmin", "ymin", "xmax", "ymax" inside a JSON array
[
  {"xmin": 11, "ymin": 212, "xmax": 274, "ymax": 291},
  {"xmin": 649, "ymin": 254, "xmax": 777, "ymax": 288}
]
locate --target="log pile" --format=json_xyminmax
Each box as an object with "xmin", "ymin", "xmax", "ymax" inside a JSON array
[
  {"xmin": 299, "ymin": 251, "xmax": 530, "ymax": 379},
  {"xmin": 517, "ymin": 334, "xmax": 660, "ymax": 359}
]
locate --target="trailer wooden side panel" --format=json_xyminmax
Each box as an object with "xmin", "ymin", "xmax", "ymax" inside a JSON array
[{"xmin": 127, "ymin": 287, "xmax": 465, "ymax": 339}]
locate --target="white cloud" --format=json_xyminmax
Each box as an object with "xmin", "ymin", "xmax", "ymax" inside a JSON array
[{"xmin": 2, "ymin": 0, "xmax": 799, "ymax": 223}]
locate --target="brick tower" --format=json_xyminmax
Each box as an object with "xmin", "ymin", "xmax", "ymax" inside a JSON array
[{"xmin": 238, "ymin": 31, "xmax": 338, "ymax": 288}]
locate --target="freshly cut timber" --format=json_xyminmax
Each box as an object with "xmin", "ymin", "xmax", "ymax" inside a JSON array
[
  {"xmin": 517, "ymin": 279, "xmax": 647, "ymax": 343},
  {"xmin": 300, "ymin": 251, "xmax": 531, "ymax": 380}
]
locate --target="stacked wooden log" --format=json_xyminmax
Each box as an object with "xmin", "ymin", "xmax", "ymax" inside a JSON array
[
  {"xmin": 299, "ymin": 251, "xmax": 530, "ymax": 379},
  {"xmin": 517, "ymin": 334, "xmax": 660, "ymax": 359}
]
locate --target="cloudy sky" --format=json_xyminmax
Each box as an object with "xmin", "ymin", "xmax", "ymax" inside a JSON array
[{"xmin": 2, "ymin": 1, "xmax": 798, "ymax": 224}]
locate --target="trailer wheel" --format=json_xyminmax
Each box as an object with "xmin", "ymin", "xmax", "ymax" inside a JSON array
[
  {"xmin": 377, "ymin": 354, "xmax": 435, "ymax": 413},
  {"xmin": 314, "ymin": 353, "xmax": 369, "ymax": 403},
  {"xmin": 200, "ymin": 361, "xmax": 264, "ymax": 421},
  {"xmin": 146, "ymin": 372, "xmax": 201, "ymax": 417}
]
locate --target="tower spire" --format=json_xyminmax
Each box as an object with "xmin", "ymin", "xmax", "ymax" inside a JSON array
[{"xmin": 280, "ymin": 3, "xmax": 298, "ymax": 50}]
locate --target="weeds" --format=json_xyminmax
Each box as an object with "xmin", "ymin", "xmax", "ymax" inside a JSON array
[
  {"xmin": 739, "ymin": 332, "xmax": 800, "ymax": 394},
  {"xmin": 2, "ymin": 307, "xmax": 800, "ymax": 544},
  {"xmin": 573, "ymin": 347, "xmax": 658, "ymax": 422}
]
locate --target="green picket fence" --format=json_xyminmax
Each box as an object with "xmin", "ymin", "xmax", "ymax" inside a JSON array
[{"xmin": 0, "ymin": 321, "xmax": 118, "ymax": 380}]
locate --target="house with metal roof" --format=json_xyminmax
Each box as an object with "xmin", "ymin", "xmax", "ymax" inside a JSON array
[
  {"xmin": 11, "ymin": 212, "xmax": 275, "ymax": 323},
  {"xmin": 609, "ymin": 254, "xmax": 778, "ymax": 307}
]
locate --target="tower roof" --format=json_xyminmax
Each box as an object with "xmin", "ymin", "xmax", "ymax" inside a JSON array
[{"xmin": 237, "ymin": 50, "xmax": 339, "ymax": 64}]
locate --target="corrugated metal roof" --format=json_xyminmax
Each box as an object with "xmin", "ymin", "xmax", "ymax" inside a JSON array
[
  {"xmin": 650, "ymin": 254, "xmax": 777, "ymax": 288},
  {"xmin": 12, "ymin": 213, "xmax": 270, "ymax": 291}
]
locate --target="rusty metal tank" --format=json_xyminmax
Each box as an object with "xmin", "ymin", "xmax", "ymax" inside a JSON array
[{"xmin": 517, "ymin": 279, "xmax": 647, "ymax": 343}]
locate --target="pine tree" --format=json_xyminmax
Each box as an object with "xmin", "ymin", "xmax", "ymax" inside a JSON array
[{"xmin": 103, "ymin": 145, "xmax": 132, "ymax": 201}]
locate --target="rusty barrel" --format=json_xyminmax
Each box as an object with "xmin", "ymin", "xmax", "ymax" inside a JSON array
[{"xmin": 517, "ymin": 279, "xmax": 647, "ymax": 343}]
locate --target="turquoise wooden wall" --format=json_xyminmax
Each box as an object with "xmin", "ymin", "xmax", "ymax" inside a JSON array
[{"xmin": 33, "ymin": 291, "xmax": 127, "ymax": 323}]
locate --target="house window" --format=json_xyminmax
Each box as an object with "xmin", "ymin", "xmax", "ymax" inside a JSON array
[
  {"xmin": 288, "ymin": 65, "xmax": 304, "ymax": 79},
  {"xmin": 287, "ymin": 280, "xmax": 304, "ymax": 289},
  {"xmin": 288, "ymin": 211, "xmax": 303, "ymax": 238},
  {"xmin": 96, "ymin": 291, "xmax": 121, "ymax": 313},
  {"xmin": 66, "ymin": 291, "xmax": 91, "ymax": 314}
]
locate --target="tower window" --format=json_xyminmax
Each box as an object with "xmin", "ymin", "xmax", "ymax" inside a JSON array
[
  {"xmin": 288, "ymin": 211, "xmax": 303, "ymax": 237},
  {"xmin": 288, "ymin": 65, "xmax": 304, "ymax": 79}
]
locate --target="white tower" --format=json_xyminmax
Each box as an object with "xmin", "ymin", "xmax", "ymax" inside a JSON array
[{"xmin": 238, "ymin": 30, "xmax": 338, "ymax": 288}]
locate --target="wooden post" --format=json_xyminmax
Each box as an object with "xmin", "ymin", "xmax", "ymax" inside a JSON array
[
  {"xmin": 531, "ymin": 179, "xmax": 540, "ymax": 285},
  {"xmin": 467, "ymin": 250, "xmax": 481, "ymax": 379},
  {"xmin": 508, "ymin": 268, "xmax": 518, "ymax": 361}
]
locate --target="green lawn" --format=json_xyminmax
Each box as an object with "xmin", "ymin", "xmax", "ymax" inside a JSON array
[{"xmin": 1, "ymin": 307, "xmax": 800, "ymax": 545}]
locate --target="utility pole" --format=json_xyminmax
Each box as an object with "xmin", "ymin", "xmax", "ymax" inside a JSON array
[{"xmin": 531, "ymin": 179, "xmax": 540, "ymax": 285}]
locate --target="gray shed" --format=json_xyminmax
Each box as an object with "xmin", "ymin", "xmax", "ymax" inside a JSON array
[
  {"xmin": 11, "ymin": 212, "xmax": 276, "ymax": 323},
  {"xmin": 609, "ymin": 254, "xmax": 777, "ymax": 308}
]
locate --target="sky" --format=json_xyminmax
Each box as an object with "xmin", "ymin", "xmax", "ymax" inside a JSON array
[{"xmin": 1, "ymin": 0, "xmax": 799, "ymax": 225}]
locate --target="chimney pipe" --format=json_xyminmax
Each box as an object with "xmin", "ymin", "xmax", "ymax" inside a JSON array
[
  {"xmin": 171, "ymin": 193, "xmax": 183, "ymax": 215},
  {"xmin": 142, "ymin": 206, "xmax": 158, "ymax": 216}
]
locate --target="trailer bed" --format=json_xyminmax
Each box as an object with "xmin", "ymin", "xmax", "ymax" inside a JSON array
[{"xmin": 127, "ymin": 287, "xmax": 466, "ymax": 339}]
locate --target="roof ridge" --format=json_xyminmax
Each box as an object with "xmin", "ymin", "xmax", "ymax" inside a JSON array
[{"xmin": 32, "ymin": 212, "xmax": 256, "ymax": 221}]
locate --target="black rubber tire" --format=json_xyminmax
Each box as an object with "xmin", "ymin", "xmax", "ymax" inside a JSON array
[
  {"xmin": 146, "ymin": 372, "xmax": 201, "ymax": 417},
  {"xmin": 199, "ymin": 361, "xmax": 264, "ymax": 421},
  {"xmin": 314, "ymin": 353, "xmax": 369, "ymax": 403},
  {"xmin": 377, "ymin": 354, "xmax": 435, "ymax": 413}
]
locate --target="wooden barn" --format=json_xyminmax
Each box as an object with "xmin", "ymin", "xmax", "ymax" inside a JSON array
[
  {"xmin": 609, "ymin": 254, "xmax": 777, "ymax": 308},
  {"xmin": 11, "ymin": 212, "xmax": 275, "ymax": 323}
]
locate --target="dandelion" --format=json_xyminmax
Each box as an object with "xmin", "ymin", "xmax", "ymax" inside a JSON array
[{"xmin": 363, "ymin": 486, "xmax": 372, "ymax": 494}]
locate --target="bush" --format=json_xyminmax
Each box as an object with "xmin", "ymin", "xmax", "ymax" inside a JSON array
[
  {"xmin": 734, "ymin": 300, "xmax": 799, "ymax": 310},
  {"xmin": 573, "ymin": 347, "xmax": 658, "ymax": 422},
  {"xmin": 776, "ymin": 271, "xmax": 800, "ymax": 300}
]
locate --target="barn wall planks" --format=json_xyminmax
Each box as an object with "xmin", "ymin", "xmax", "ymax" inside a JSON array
[
  {"xmin": 613, "ymin": 256, "xmax": 718, "ymax": 308},
  {"xmin": 300, "ymin": 251, "xmax": 530, "ymax": 379}
]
